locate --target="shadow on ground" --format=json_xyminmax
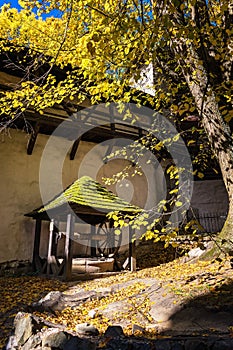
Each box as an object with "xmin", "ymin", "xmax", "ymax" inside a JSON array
[{"xmin": 165, "ymin": 280, "xmax": 233, "ymax": 336}]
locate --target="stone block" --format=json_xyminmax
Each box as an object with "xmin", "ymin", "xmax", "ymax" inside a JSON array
[
  {"xmin": 63, "ymin": 336, "xmax": 96, "ymax": 350},
  {"xmin": 76, "ymin": 323, "xmax": 99, "ymax": 336},
  {"xmin": 14, "ymin": 312, "xmax": 34, "ymax": 346},
  {"xmin": 41, "ymin": 328, "xmax": 68, "ymax": 348},
  {"xmin": 104, "ymin": 325, "xmax": 124, "ymax": 338}
]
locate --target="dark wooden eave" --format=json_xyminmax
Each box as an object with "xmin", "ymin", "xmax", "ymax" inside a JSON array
[
  {"xmin": 0, "ymin": 53, "xmax": 224, "ymax": 180},
  {"xmin": 25, "ymin": 203, "xmax": 108, "ymax": 225}
]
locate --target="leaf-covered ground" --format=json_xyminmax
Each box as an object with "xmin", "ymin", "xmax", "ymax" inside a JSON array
[{"xmin": 1, "ymin": 255, "xmax": 233, "ymax": 349}]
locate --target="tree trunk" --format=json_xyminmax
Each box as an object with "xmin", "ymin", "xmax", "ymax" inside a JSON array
[
  {"xmin": 175, "ymin": 44, "xmax": 233, "ymax": 257},
  {"xmin": 202, "ymin": 204, "xmax": 233, "ymax": 259}
]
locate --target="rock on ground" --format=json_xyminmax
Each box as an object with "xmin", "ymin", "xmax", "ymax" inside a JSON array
[{"xmin": 6, "ymin": 312, "xmax": 233, "ymax": 350}]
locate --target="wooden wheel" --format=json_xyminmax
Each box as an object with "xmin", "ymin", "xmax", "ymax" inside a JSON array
[{"xmin": 96, "ymin": 220, "xmax": 122, "ymax": 257}]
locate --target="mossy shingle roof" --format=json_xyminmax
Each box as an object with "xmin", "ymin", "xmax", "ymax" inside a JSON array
[{"xmin": 26, "ymin": 176, "xmax": 141, "ymax": 219}]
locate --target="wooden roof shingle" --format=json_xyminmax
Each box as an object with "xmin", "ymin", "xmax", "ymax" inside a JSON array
[{"xmin": 25, "ymin": 176, "xmax": 141, "ymax": 222}]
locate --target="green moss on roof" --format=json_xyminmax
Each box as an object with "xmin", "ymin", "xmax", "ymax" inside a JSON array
[{"xmin": 38, "ymin": 176, "xmax": 141, "ymax": 214}]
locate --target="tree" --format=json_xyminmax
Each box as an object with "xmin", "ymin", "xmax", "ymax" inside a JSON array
[{"xmin": 0, "ymin": 0, "xmax": 232, "ymax": 256}]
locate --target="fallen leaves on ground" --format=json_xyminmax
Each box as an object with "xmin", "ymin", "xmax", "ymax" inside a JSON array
[
  {"xmin": 38, "ymin": 281, "xmax": 152, "ymax": 335},
  {"xmin": 0, "ymin": 276, "xmax": 68, "ymax": 348},
  {"xmin": 1, "ymin": 256, "xmax": 233, "ymax": 347}
]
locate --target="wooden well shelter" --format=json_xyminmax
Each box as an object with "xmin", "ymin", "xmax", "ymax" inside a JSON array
[{"xmin": 25, "ymin": 176, "xmax": 141, "ymax": 280}]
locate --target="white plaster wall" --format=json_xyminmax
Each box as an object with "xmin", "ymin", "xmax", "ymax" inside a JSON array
[
  {"xmin": 190, "ymin": 179, "xmax": 228, "ymax": 214},
  {"xmin": 0, "ymin": 129, "xmax": 164, "ymax": 263},
  {"xmin": 130, "ymin": 63, "xmax": 155, "ymax": 96},
  {"xmin": 1, "ymin": 129, "xmax": 229, "ymax": 263}
]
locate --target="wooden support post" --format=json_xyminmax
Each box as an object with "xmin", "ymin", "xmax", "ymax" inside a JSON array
[
  {"xmin": 70, "ymin": 138, "xmax": 81, "ymax": 160},
  {"xmin": 138, "ymin": 128, "xmax": 143, "ymax": 138},
  {"xmin": 33, "ymin": 219, "xmax": 42, "ymax": 271},
  {"xmin": 91, "ymin": 225, "xmax": 96, "ymax": 257},
  {"xmin": 109, "ymin": 104, "xmax": 115, "ymax": 126},
  {"xmin": 52, "ymin": 220, "xmax": 59, "ymax": 257},
  {"xmin": 64, "ymin": 214, "xmax": 75, "ymax": 280},
  {"xmin": 47, "ymin": 219, "xmax": 54, "ymax": 274},
  {"xmin": 104, "ymin": 140, "xmax": 116, "ymax": 163},
  {"xmin": 27, "ymin": 123, "xmax": 40, "ymax": 155},
  {"xmin": 46, "ymin": 219, "xmax": 59, "ymax": 275},
  {"xmin": 129, "ymin": 227, "xmax": 136, "ymax": 272}
]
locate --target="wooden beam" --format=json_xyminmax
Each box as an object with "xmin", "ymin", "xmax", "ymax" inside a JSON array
[
  {"xmin": 129, "ymin": 227, "xmax": 136, "ymax": 272},
  {"xmin": 47, "ymin": 219, "xmax": 54, "ymax": 275},
  {"xmin": 52, "ymin": 220, "xmax": 59, "ymax": 257},
  {"xmin": 27, "ymin": 123, "xmax": 40, "ymax": 155},
  {"xmin": 70, "ymin": 137, "xmax": 81, "ymax": 160},
  {"xmin": 138, "ymin": 128, "xmax": 143, "ymax": 138},
  {"xmin": 32, "ymin": 219, "xmax": 42, "ymax": 271},
  {"xmin": 46, "ymin": 219, "xmax": 59, "ymax": 275},
  {"xmin": 103, "ymin": 140, "xmax": 116, "ymax": 163},
  {"xmin": 46, "ymin": 220, "xmax": 54, "ymax": 273},
  {"xmin": 64, "ymin": 214, "xmax": 75, "ymax": 280},
  {"xmin": 91, "ymin": 225, "xmax": 96, "ymax": 257}
]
